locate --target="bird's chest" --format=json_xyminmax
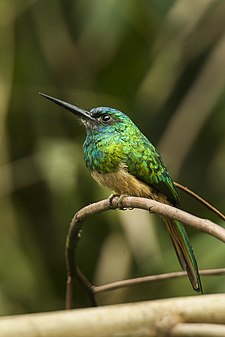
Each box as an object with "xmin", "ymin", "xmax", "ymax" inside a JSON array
[{"xmin": 83, "ymin": 136, "xmax": 125, "ymax": 174}]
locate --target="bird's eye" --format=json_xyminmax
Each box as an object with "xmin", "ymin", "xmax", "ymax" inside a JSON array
[{"xmin": 100, "ymin": 114, "xmax": 112, "ymax": 123}]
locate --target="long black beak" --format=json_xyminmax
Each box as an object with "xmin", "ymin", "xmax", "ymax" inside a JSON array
[{"xmin": 39, "ymin": 92, "xmax": 95, "ymax": 121}]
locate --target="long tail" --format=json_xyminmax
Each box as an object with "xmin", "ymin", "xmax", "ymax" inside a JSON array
[{"xmin": 164, "ymin": 217, "xmax": 203, "ymax": 293}]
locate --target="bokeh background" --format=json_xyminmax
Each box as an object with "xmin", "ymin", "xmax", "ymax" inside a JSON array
[{"xmin": 1, "ymin": 0, "xmax": 225, "ymax": 315}]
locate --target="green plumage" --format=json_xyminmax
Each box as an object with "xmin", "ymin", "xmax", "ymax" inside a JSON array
[
  {"xmin": 84, "ymin": 108, "xmax": 179, "ymax": 205},
  {"xmin": 83, "ymin": 107, "xmax": 202, "ymax": 292},
  {"xmin": 40, "ymin": 93, "xmax": 202, "ymax": 293}
]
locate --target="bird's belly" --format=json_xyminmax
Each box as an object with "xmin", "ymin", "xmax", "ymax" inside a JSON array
[{"xmin": 91, "ymin": 168, "xmax": 165, "ymax": 201}]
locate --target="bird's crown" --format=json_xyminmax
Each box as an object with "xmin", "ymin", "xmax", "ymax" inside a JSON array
[{"xmin": 89, "ymin": 107, "xmax": 132, "ymax": 127}]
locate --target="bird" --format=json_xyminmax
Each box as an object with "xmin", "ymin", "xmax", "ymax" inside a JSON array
[{"xmin": 40, "ymin": 92, "xmax": 202, "ymax": 293}]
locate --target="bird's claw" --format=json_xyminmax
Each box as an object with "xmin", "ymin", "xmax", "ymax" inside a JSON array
[
  {"xmin": 108, "ymin": 193, "xmax": 119, "ymax": 208},
  {"xmin": 108, "ymin": 194, "xmax": 128, "ymax": 210},
  {"xmin": 118, "ymin": 194, "xmax": 129, "ymax": 210}
]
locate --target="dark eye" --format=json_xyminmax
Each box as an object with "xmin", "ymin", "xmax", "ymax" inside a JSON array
[{"xmin": 100, "ymin": 114, "xmax": 112, "ymax": 123}]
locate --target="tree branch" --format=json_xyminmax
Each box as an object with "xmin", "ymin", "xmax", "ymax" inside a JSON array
[
  {"xmin": 171, "ymin": 323, "xmax": 225, "ymax": 337},
  {"xmin": 65, "ymin": 196, "xmax": 225, "ymax": 309},
  {"xmin": 1, "ymin": 295, "xmax": 225, "ymax": 337}
]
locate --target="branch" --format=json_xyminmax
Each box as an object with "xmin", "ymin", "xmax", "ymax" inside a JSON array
[
  {"xmin": 1, "ymin": 295, "xmax": 225, "ymax": 337},
  {"xmin": 65, "ymin": 196, "xmax": 225, "ymax": 309},
  {"xmin": 171, "ymin": 323, "xmax": 225, "ymax": 337},
  {"xmin": 92, "ymin": 268, "xmax": 225, "ymax": 294},
  {"xmin": 110, "ymin": 196, "xmax": 225, "ymax": 240}
]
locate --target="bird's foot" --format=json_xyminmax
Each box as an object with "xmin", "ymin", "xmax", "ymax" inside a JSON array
[
  {"xmin": 108, "ymin": 193, "xmax": 120, "ymax": 208},
  {"xmin": 108, "ymin": 194, "xmax": 129, "ymax": 210},
  {"xmin": 117, "ymin": 194, "xmax": 129, "ymax": 210}
]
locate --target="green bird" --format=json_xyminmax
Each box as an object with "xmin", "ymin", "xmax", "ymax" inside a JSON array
[{"xmin": 40, "ymin": 92, "xmax": 202, "ymax": 293}]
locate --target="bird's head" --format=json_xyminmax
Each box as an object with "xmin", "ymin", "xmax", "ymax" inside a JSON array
[{"xmin": 39, "ymin": 93, "xmax": 134, "ymax": 134}]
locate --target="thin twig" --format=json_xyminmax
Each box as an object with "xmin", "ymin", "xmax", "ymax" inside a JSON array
[
  {"xmin": 175, "ymin": 181, "xmax": 225, "ymax": 222},
  {"xmin": 76, "ymin": 267, "xmax": 97, "ymax": 306},
  {"xmin": 65, "ymin": 196, "xmax": 225, "ymax": 309},
  {"xmin": 92, "ymin": 268, "xmax": 225, "ymax": 294}
]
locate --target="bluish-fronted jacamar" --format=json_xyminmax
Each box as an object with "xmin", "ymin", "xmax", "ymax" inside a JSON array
[{"xmin": 40, "ymin": 92, "xmax": 202, "ymax": 293}]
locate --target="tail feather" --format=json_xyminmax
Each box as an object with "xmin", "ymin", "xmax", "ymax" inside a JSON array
[{"xmin": 164, "ymin": 217, "xmax": 203, "ymax": 293}]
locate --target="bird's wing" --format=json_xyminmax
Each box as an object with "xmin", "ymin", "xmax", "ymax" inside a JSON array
[{"xmin": 125, "ymin": 138, "xmax": 179, "ymax": 206}]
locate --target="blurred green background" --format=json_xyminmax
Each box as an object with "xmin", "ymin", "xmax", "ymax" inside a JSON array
[{"xmin": 1, "ymin": 0, "xmax": 225, "ymax": 315}]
